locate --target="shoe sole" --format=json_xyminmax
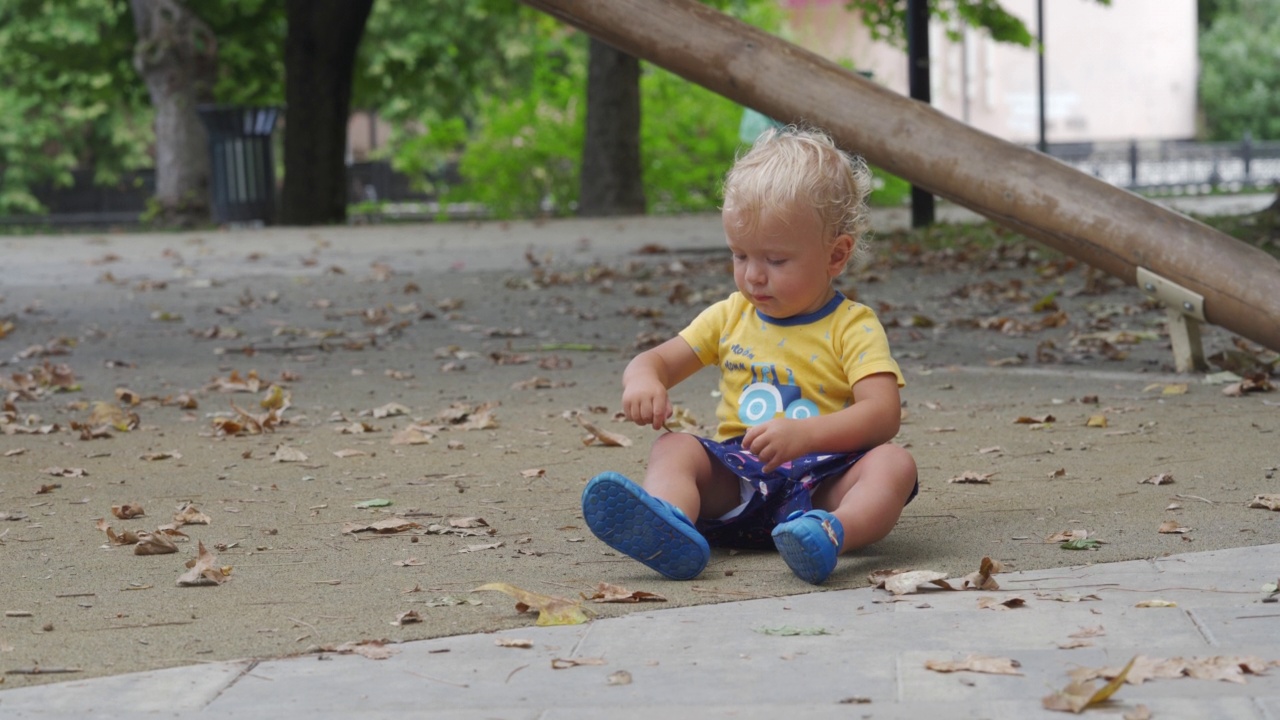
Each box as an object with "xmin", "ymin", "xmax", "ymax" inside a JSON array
[
  {"xmin": 772, "ymin": 520, "xmax": 837, "ymax": 585},
  {"xmin": 582, "ymin": 472, "xmax": 709, "ymax": 581}
]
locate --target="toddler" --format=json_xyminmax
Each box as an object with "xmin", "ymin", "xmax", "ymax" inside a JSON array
[{"xmin": 583, "ymin": 127, "xmax": 918, "ymax": 584}]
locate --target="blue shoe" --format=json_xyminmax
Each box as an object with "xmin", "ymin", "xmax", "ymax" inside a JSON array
[
  {"xmin": 772, "ymin": 509, "xmax": 844, "ymax": 584},
  {"xmin": 582, "ymin": 472, "xmax": 710, "ymax": 580}
]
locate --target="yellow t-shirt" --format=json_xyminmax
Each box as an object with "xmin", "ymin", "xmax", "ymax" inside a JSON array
[{"xmin": 678, "ymin": 292, "xmax": 903, "ymax": 442}]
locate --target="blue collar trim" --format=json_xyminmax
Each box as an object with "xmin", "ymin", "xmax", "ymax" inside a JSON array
[{"xmin": 756, "ymin": 293, "xmax": 845, "ymax": 326}]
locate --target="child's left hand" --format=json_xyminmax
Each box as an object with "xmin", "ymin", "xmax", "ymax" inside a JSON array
[{"xmin": 742, "ymin": 419, "xmax": 809, "ymax": 473}]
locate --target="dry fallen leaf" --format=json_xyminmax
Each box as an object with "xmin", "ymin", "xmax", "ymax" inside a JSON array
[
  {"xmin": 662, "ymin": 405, "xmax": 700, "ymax": 432},
  {"xmin": 472, "ymin": 582, "xmax": 590, "ymax": 626},
  {"xmin": 1085, "ymin": 414, "xmax": 1108, "ymax": 428},
  {"xmin": 134, "ymin": 530, "xmax": 179, "ymax": 555},
  {"xmin": 448, "ymin": 517, "xmax": 489, "ymax": 529},
  {"xmin": 1158, "ymin": 519, "xmax": 1190, "ymax": 534},
  {"xmin": 1045, "ymin": 529, "xmax": 1091, "ymax": 543},
  {"xmin": 495, "ymin": 638, "xmax": 533, "ymax": 649},
  {"xmin": 370, "ymin": 402, "xmax": 411, "ymax": 418},
  {"xmin": 97, "ymin": 519, "xmax": 140, "ymax": 546},
  {"xmin": 176, "ymin": 541, "xmax": 229, "ymax": 586},
  {"xmin": 172, "ymin": 503, "xmax": 211, "ymax": 526},
  {"xmin": 89, "ymin": 401, "xmax": 137, "ymax": 432},
  {"xmin": 925, "ymin": 654, "xmax": 1023, "ymax": 676},
  {"xmin": 1042, "ymin": 655, "xmax": 1136, "ymax": 713},
  {"xmin": 976, "ymin": 596, "xmax": 1025, "ymax": 610},
  {"xmin": 961, "ymin": 556, "xmax": 1002, "ymax": 590},
  {"xmin": 111, "ymin": 504, "xmax": 145, "ymax": 520},
  {"xmin": 1134, "ymin": 599, "xmax": 1178, "ymax": 608},
  {"xmin": 1014, "ymin": 414, "xmax": 1055, "ymax": 425},
  {"xmin": 586, "ymin": 582, "xmax": 668, "ymax": 604},
  {"xmin": 1140, "ymin": 472, "xmax": 1174, "ymax": 485},
  {"xmin": 325, "ymin": 640, "xmax": 396, "ymax": 660},
  {"xmin": 391, "ymin": 610, "xmax": 422, "ymax": 626},
  {"xmin": 41, "ymin": 467, "xmax": 87, "ymax": 478},
  {"xmin": 551, "ymin": 657, "xmax": 607, "ymax": 669},
  {"xmin": 878, "ymin": 570, "xmax": 954, "ymax": 595},
  {"xmin": 390, "ymin": 424, "xmax": 436, "ymax": 445},
  {"xmin": 272, "ymin": 445, "xmax": 308, "ymax": 463},
  {"xmin": 342, "ymin": 518, "xmax": 422, "ymax": 534},
  {"xmin": 1057, "ymin": 639, "xmax": 1094, "ymax": 650},
  {"xmin": 1247, "ymin": 494, "xmax": 1280, "ymax": 511},
  {"xmin": 1072, "ymin": 654, "xmax": 1279, "ymax": 687},
  {"xmin": 606, "ymin": 670, "xmax": 633, "ymax": 686},
  {"xmin": 578, "ymin": 416, "xmax": 632, "ymax": 447},
  {"xmin": 946, "ymin": 471, "xmax": 994, "ymax": 484}
]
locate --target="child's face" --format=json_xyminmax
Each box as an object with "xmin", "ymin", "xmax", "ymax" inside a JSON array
[{"xmin": 723, "ymin": 203, "xmax": 851, "ymax": 319}]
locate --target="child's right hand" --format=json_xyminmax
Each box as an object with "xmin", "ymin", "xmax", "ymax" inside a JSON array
[{"xmin": 622, "ymin": 379, "xmax": 673, "ymax": 430}]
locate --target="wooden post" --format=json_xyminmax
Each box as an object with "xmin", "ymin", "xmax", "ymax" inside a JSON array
[{"xmin": 519, "ymin": 0, "xmax": 1280, "ymax": 354}]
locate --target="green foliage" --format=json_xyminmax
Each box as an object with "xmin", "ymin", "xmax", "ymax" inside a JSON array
[
  {"xmin": 0, "ymin": 0, "xmax": 148, "ymax": 213},
  {"xmin": 190, "ymin": 0, "xmax": 286, "ymax": 105},
  {"xmin": 409, "ymin": 2, "xmax": 784, "ymax": 219},
  {"xmin": 640, "ymin": 68, "xmax": 747, "ymax": 215},
  {"xmin": 0, "ymin": 0, "xmax": 286, "ymax": 216},
  {"xmin": 436, "ymin": 17, "xmax": 586, "ymax": 218},
  {"xmin": 1198, "ymin": 0, "xmax": 1280, "ymax": 140},
  {"xmin": 356, "ymin": 0, "xmax": 529, "ymax": 121},
  {"xmin": 869, "ymin": 168, "xmax": 911, "ymax": 207}
]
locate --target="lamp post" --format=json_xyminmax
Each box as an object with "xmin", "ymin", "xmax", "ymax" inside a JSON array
[
  {"xmin": 907, "ymin": 0, "xmax": 934, "ymax": 227},
  {"xmin": 1037, "ymin": 0, "xmax": 1047, "ymax": 153}
]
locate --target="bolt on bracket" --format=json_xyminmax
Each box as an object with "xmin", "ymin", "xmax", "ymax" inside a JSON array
[{"xmin": 1137, "ymin": 266, "xmax": 1207, "ymax": 373}]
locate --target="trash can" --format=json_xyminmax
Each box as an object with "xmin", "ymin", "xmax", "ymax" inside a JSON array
[{"xmin": 196, "ymin": 105, "xmax": 281, "ymax": 225}]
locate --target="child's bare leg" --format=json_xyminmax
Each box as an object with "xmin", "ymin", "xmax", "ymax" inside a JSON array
[
  {"xmin": 811, "ymin": 443, "xmax": 918, "ymax": 552},
  {"xmin": 640, "ymin": 432, "xmax": 742, "ymax": 522}
]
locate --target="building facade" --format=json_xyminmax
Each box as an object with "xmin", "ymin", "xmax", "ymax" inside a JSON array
[{"xmin": 784, "ymin": 0, "xmax": 1198, "ymax": 144}]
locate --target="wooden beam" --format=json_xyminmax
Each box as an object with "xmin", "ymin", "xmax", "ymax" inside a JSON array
[{"xmin": 520, "ymin": 0, "xmax": 1280, "ymax": 355}]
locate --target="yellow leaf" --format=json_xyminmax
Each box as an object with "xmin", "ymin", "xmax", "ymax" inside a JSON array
[
  {"xmin": 1042, "ymin": 655, "xmax": 1136, "ymax": 713},
  {"xmin": 472, "ymin": 582, "xmax": 590, "ymax": 626},
  {"xmin": 1085, "ymin": 414, "xmax": 1107, "ymax": 428},
  {"xmin": 260, "ymin": 384, "xmax": 289, "ymax": 410},
  {"xmin": 1086, "ymin": 655, "xmax": 1137, "ymax": 705}
]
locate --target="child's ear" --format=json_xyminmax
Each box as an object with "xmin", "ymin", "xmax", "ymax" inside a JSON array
[{"xmin": 829, "ymin": 234, "xmax": 854, "ymax": 274}]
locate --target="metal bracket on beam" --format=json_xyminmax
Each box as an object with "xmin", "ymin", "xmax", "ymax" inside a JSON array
[{"xmin": 1137, "ymin": 266, "xmax": 1207, "ymax": 373}]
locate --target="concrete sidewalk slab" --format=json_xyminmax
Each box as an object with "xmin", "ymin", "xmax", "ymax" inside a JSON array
[{"xmin": 3, "ymin": 544, "xmax": 1277, "ymax": 720}]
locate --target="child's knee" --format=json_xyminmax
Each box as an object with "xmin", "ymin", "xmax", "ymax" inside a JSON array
[
  {"xmin": 651, "ymin": 431, "xmax": 702, "ymax": 457},
  {"xmin": 870, "ymin": 443, "xmax": 915, "ymax": 476}
]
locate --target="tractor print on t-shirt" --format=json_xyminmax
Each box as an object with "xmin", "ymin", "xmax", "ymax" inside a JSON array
[{"xmin": 737, "ymin": 362, "xmax": 820, "ymax": 426}]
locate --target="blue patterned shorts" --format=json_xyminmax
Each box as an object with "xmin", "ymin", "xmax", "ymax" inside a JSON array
[{"xmin": 692, "ymin": 436, "xmax": 918, "ymax": 550}]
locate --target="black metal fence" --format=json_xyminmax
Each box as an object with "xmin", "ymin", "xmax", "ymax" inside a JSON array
[
  {"xmin": 6, "ymin": 137, "xmax": 1278, "ymax": 228},
  {"xmin": 1045, "ymin": 136, "xmax": 1280, "ymax": 194}
]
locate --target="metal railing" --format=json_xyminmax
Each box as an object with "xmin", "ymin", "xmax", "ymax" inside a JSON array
[
  {"xmin": 1044, "ymin": 136, "xmax": 1280, "ymax": 194},
  {"xmin": 5, "ymin": 137, "xmax": 1277, "ymax": 228}
]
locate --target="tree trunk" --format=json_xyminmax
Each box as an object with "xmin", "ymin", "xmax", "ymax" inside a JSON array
[
  {"xmin": 279, "ymin": 0, "xmax": 375, "ymax": 226},
  {"xmin": 130, "ymin": 0, "xmax": 216, "ymax": 227},
  {"xmin": 579, "ymin": 38, "xmax": 646, "ymax": 217}
]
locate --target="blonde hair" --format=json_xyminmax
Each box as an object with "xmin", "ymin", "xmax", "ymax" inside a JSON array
[{"xmin": 722, "ymin": 126, "xmax": 873, "ymax": 273}]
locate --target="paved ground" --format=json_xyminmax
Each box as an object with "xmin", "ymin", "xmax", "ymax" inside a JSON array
[
  {"xmin": 1, "ymin": 543, "xmax": 1277, "ymax": 719},
  {"xmin": 1, "ymin": 195, "xmax": 1277, "ymax": 717}
]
